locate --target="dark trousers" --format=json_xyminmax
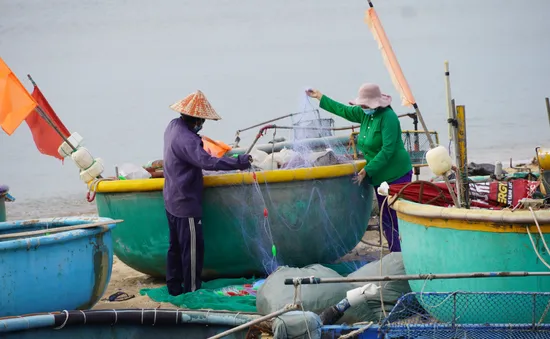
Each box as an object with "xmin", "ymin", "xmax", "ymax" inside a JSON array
[
  {"xmin": 374, "ymin": 170, "xmax": 413, "ymax": 252},
  {"xmin": 165, "ymin": 210, "xmax": 204, "ymax": 295}
]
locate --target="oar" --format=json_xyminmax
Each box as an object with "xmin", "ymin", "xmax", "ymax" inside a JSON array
[
  {"xmin": 283, "ymin": 271, "xmax": 550, "ymax": 285},
  {"xmin": 0, "ymin": 219, "xmax": 124, "ymax": 240}
]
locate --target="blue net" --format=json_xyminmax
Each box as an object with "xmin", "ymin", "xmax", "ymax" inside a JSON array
[{"xmin": 380, "ymin": 291, "xmax": 550, "ymax": 338}]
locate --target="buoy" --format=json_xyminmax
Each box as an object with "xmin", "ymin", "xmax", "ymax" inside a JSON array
[
  {"xmin": 71, "ymin": 147, "xmax": 94, "ymax": 170},
  {"xmin": 58, "ymin": 132, "xmax": 84, "ymax": 158},
  {"xmin": 426, "ymin": 145, "xmax": 453, "ymax": 176},
  {"xmin": 537, "ymin": 148, "xmax": 550, "ymax": 171},
  {"xmin": 79, "ymin": 158, "xmax": 105, "ymax": 184}
]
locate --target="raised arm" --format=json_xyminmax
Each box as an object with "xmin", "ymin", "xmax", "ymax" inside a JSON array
[
  {"xmin": 319, "ymin": 95, "xmax": 364, "ymax": 124},
  {"xmin": 306, "ymin": 89, "xmax": 364, "ymax": 124}
]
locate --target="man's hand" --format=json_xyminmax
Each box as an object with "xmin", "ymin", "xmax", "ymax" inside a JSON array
[{"xmin": 352, "ymin": 168, "xmax": 367, "ymax": 186}]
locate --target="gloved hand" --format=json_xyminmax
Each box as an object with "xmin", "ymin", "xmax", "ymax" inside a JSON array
[{"xmin": 346, "ymin": 283, "xmax": 380, "ymax": 308}]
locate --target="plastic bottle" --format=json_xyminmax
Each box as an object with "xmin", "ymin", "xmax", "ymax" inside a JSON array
[
  {"xmin": 426, "ymin": 145, "xmax": 453, "ymax": 176},
  {"xmin": 118, "ymin": 163, "xmax": 152, "ymax": 180},
  {"xmin": 494, "ymin": 161, "xmax": 503, "ymax": 180}
]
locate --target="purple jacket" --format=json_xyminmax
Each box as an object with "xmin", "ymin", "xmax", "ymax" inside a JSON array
[{"xmin": 163, "ymin": 118, "xmax": 251, "ymax": 218}]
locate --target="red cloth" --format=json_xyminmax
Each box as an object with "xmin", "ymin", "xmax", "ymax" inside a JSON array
[
  {"xmin": 389, "ymin": 179, "xmax": 539, "ymax": 209},
  {"xmin": 25, "ymin": 86, "xmax": 70, "ymax": 160}
]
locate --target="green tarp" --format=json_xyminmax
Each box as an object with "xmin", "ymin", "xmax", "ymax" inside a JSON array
[{"xmin": 140, "ymin": 261, "xmax": 367, "ymax": 313}]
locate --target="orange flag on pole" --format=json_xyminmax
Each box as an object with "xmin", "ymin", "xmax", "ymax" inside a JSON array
[
  {"xmin": 365, "ymin": 7, "xmax": 416, "ymax": 107},
  {"xmin": 0, "ymin": 58, "xmax": 38, "ymax": 135},
  {"xmin": 25, "ymin": 84, "xmax": 70, "ymax": 160}
]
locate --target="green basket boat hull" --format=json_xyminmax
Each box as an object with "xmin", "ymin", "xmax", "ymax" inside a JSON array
[
  {"xmin": 394, "ymin": 200, "xmax": 550, "ymax": 324},
  {"xmin": 0, "ymin": 196, "xmax": 5, "ymax": 222},
  {"xmin": 95, "ymin": 175, "xmax": 373, "ymax": 279}
]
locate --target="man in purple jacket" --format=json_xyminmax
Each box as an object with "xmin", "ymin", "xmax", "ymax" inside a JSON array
[{"xmin": 164, "ymin": 90, "xmax": 252, "ymax": 296}]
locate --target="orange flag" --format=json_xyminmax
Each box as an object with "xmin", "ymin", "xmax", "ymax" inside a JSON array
[
  {"xmin": 0, "ymin": 58, "xmax": 37, "ymax": 135},
  {"xmin": 25, "ymin": 85, "xmax": 70, "ymax": 160},
  {"xmin": 365, "ymin": 7, "xmax": 416, "ymax": 107}
]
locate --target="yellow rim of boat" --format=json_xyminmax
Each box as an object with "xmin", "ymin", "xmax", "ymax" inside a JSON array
[
  {"xmin": 392, "ymin": 198, "xmax": 550, "ymax": 233},
  {"xmin": 89, "ymin": 160, "xmax": 366, "ymax": 193}
]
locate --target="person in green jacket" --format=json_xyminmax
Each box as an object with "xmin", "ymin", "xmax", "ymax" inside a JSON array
[{"xmin": 306, "ymin": 83, "xmax": 412, "ymax": 252}]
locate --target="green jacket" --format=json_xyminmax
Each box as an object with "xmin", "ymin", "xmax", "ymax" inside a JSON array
[{"xmin": 320, "ymin": 95, "xmax": 412, "ymax": 186}]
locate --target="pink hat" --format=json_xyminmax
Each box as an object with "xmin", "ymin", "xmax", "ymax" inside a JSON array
[{"xmin": 349, "ymin": 83, "xmax": 392, "ymax": 108}]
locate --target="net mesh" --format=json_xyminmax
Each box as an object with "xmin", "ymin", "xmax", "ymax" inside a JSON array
[{"xmin": 380, "ymin": 291, "xmax": 550, "ymax": 338}]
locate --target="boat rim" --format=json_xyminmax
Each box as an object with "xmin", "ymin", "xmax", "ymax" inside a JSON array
[
  {"xmin": 0, "ymin": 217, "xmax": 116, "ymax": 251},
  {"xmin": 89, "ymin": 160, "xmax": 366, "ymax": 193},
  {"xmin": 391, "ymin": 198, "xmax": 550, "ymax": 224}
]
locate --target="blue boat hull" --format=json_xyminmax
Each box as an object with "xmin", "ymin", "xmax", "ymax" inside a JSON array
[
  {"xmin": 0, "ymin": 217, "xmax": 117, "ymax": 317},
  {"xmin": 0, "ymin": 310, "xmax": 381, "ymax": 338}
]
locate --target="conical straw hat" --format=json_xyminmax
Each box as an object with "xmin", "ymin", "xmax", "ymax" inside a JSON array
[{"xmin": 169, "ymin": 90, "xmax": 222, "ymax": 121}]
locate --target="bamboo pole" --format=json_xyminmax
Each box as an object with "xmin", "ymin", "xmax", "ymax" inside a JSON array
[
  {"xmin": 283, "ymin": 271, "xmax": 550, "ymax": 285},
  {"xmin": 456, "ymin": 105, "xmax": 470, "ymax": 208},
  {"xmin": 444, "ymin": 61, "xmax": 454, "ymax": 152},
  {"xmin": 26, "ymin": 75, "xmax": 76, "ymax": 152},
  {"xmin": 451, "ymin": 99, "xmax": 462, "ymax": 207},
  {"xmin": 0, "ymin": 219, "xmax": 124, "ymax": 240},
  {"xmin": 207, "ymin": 304, "xmax": 299, "ymax": 339},
  {"xmin": 414, "ymin": 104, "xmax": 460, "ymax": 207}
]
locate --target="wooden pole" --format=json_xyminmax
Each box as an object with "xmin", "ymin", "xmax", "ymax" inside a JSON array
[
  {"xmin": 207, "ymin": 304, "xmax": 299, "ymax": 339},
  {"xmin": 545, "ymin": 97, "xmax": 550, "ymax": 128},
  {"xmin": 451, "ymin": 99, "xmax": 462, "ymax": 208},
  {"xmin": 456, "ymin": 105, "xmax": 470, "ymax": 208},
  {"xmin": 444, "ymin": 61, "xmax": 454, "ymax": 152},
  {"xmin": 284, "ymin": 271, "xmax": 550, "ymax": 285},
  {"xmin": 413, "ymin": 105, "xmax": 460, "ymax": 207},
  {"xmin": 0, "ymin": 219, "xmax": 124, "ymax": 240},
  {"xmin": 27, "ymin": 74, "xmax": 76, "ymax": 152}
]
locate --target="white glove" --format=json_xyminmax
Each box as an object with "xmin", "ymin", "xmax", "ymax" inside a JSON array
[
  {"xmin": 346, "ymin": 283, "xmax": 380, "ymax": 308},
  {"xmin": 377, "ymin": 182, "xmax": 390, "ymax": 196}
]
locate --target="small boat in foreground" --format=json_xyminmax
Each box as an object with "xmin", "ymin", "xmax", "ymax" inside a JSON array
[
  {"xmin": 0, "ymin": 309, "xmax": 380, "ymax": 339},
  {"xmin": 0, "ymin": 217, "xmax": 118, "ymax": 317},
  {"xmin": 392, "ymin": 197, "xmax": 550, "ymax": 323}
]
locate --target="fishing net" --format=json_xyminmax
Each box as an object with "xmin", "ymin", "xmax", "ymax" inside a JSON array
[
  {"xmin": 140, "ymin": 278, "xmax": 261, "ymax": 312},
  {"xmin": 380, "ymin": 291, "xmax": 550, "ymax": 338},
  {"xmin": 143, "ymin": 95, "xmax": 433, "ymax": 281},
  {"xmin": 140, "ymin": 262, "xmax": 366, "ymax": 312}
]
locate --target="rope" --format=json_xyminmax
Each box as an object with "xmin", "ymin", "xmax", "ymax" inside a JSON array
[
  {"xmin": 378, "ymin": 195, "xmax": 389, "ymax": 319},
  {"xmin": 526, "ymin": 207, "xmax": 550, "ymax": 270},
  {"xmin": 338, "ymin": 321, "xmax": 374, "ymax": 338},
  {"xmin": 86, "ymin": 178, "xmax": 116, "ymax": 202},
  {"xmin": 53, "ymin": 310, "xmax": 70, "ymax": 330},
  {"xmin": 293, "ymin": 280, "xmax": 313, "ymax": 339}
]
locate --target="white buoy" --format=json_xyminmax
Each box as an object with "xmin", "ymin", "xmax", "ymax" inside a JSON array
[
  {"xmin": 71, "ymin": 147, "xmax": 94, "ymax": 170},
  {"xmin": 79, "ymin": 158, "xmax": 105, "ymax": 183},
  {"xmin": 426, "ymin": 145, "xmax": 453, "ymax": 176},
  {"xmin": 58, "ymin": 132, "xmax": 84, "ymax": 158}
]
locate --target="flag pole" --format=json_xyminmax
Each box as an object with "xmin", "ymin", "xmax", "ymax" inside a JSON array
[
  {"xmin": 365, "ymin": 0, "xmax": 459, "ymax": 207},
  {"xmin": 26, "ymin": 74, "xmax": 77, "ymax": 152}
]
